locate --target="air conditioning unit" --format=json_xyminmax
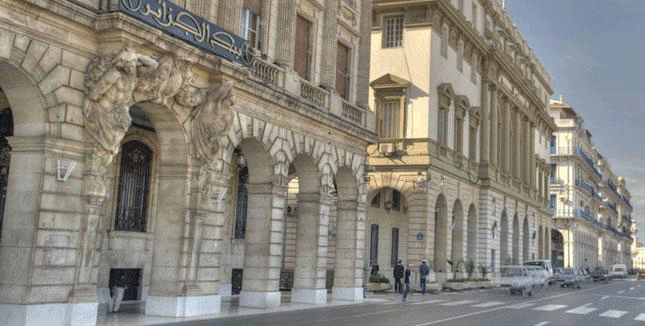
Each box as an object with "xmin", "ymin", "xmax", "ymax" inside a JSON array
[{"xmin": 379, "ymin": 143, "xmax": 394, "ymax": 155}]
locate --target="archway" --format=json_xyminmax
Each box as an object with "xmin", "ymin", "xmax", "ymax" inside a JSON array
[
  {"xmin": 434, "ymin": 194, "xmax": 448, "ymax": 273},
  {"xmin": 451, "ymin": 200, "xmax": 464, "ymax": 271},
  {"xmin": 466, "ymin": 204, "xmax": 477, "ymax": 263},
  {"xmin": 500, "ymin": 211, "xmax": 508, "ymax": 265},
  {"xmin": 523, "ymin": 216, "xmax": 530, "ymax": 262},
  {"xmin": 512, "ymin": 214, "xmax": 520, "ymax": 264}
]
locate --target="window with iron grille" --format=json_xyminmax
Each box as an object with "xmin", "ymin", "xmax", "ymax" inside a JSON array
[
  {"xmin": 336, "ymin": 42, "xmax": 350, "ymax": 99},
  {"xmin": 370, "ymin": 224, "xmax": 379, "ymax": 265},
  {"xmin": 391, "ymin": 227, "xmax": 399, "ymax": 267},
  {"xmin": 234, "ymin": 164, "xmax": 248, "ymax": 239},
  {"xmin": 294, "ymin": 15, "xmax": 312, "ymax": 80},
  {"xmin": 114, "ymin": 141, "xmax": 153, "ymax": 232},
  {"xmin": 383, "ymin": 16, "xmax": 403, "ymax": 48},
  {"xmin": 379, "ymin": 100, "xmax": 401, "ymax": 138}
]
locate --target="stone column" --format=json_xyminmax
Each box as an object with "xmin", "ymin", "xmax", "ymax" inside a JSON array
[
  {"xmin": 239, "ymin": 182, "xmax": 286, "ymax": 308},
  {"xmin": 502, "ymin": 97, "xmax": 511, "ymax": 173},
  {"xmin": 332, "ymin": 200, "xmax": 364, "ymax": 302},
  {"xmin": 479, "ymin": 79, "xmax": 490, "ymax": 165},
  {"xmin": 275, "ymin": 0, "xmax": 296, "ymax": 67},
  {"xmin": 529, "ymin": 121, "xmax": 536, "ymax": 190},
  {"xmin": 524, "ymin": 117, "xmax": 530, "ymax": 184},
  {"xmin": 489, "ymin": 86, "xmax": 497, "ymax": 167},
  {"xmin": 291, "ymin": 193, "xmax": 331, "ymax": 304},
  {"xmin": 513, "ymin": 109, "xmax": 521, "ymax": 180},
  {"xmin": 356, "ymin": 0, "xmax": 372, "ymax": 109},
  {"xmin": 217, "ymin": 0, "xmax": 243, "ymax": 34},
  {"xmin": 320, "ymin": 0, "xmax": 338, "ymax": 90}
]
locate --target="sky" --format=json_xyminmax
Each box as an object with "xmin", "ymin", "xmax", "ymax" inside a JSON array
[{"xmin": 505, "ymin": 0, "xmax": 645, "ymax": 243}]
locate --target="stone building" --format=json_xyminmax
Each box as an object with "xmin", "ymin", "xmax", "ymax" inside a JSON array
[
  {"xmin": 366, "ymin": 0, "xmax": 555, "ymax": 283},
  {"xmin": 549, "ymin": 97, "xmax": 634, "ymax": 269},
  {"xmin": 0, "ymin": 0, "xmax": 374, "ymax": 325}
]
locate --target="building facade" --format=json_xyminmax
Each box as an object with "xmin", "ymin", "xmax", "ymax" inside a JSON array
[
  {"xmin": 549, "ymin": 98, "xmax": 634, "ymax": 269},
  {"xmin": 0, "ymin": 0, "xmax": 375, "ymax": 325},
  {"xmin": 366, "ymin": 0, "xmax": 555, "ymax": 283}
]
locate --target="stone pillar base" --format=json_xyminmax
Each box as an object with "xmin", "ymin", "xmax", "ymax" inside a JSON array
[
  {"xmin": 239, "ymin": 291, "xmax": 281, "ymax": 308},
  {"xmin": 218, "ymin": 283, "xmax": 232, "ymax": 297},
  {"xmin": 291, "ymin": 288, "xmax": 327, "ymax": 304},
  {"xmin": 145, "ymin": 295, "xmax": 220, "ymax": 317},
  {"xmin": 0, "ymin": 302, "xmax": 98, "ymax": 326},
  {"xmin": 332, "ymin": 287, "xmax": 364, "ymax": 302}
]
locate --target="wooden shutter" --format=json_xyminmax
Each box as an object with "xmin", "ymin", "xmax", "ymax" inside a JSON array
[
  {"xmin": 294, "ymin": 15, "xmax": 311, "ymax": 80},
  {"xmin": 336, "ymin": 42, "xmax": 349, "ymax": 99}
]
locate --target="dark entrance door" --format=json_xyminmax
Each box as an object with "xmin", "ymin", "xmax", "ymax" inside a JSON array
[
  {"xmin": 109, "ymin": 268, "xmax": 141, "ymax": 301},
  {"xmin": 232, "ymin": 268, "xmax": 243, "ymax": 295}
]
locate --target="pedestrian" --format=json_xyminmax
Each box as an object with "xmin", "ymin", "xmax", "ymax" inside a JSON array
[
  {"xmin": 371, "ymin": 262, "xmax": 380, "ymax": 276},
  {"xmin": 109, "ymin": 275, "xmax": 128, "ymax": 313},
  {"xmin": 393, "ymin": 259, "xmax": 405, "ymax": 293},
  {"xmin": 402, "ymin": 263, "xmax": 411, "ymax": 301},
  {"xmin": 419, "ymin": 260, "xmax": 430, "ymax": 295}
]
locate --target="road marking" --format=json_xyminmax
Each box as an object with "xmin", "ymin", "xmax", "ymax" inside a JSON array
[
  {"xmin": 348, "ymin": 308, "xmax": 400, "ymax": 318},
  {"xmin": 471, "ymin": 301, "xmax": 506, "ymax": 308},
  {"xmin": 599, "ymin": 295, "xmax": 645, "ymax": 301},
  {"xmin": 533, "ymin": 322, "xmax": 550, "ymax": 326},
  {"xmin": 634, "ymin": 313, "xmax": 645, "ymax": 321},
  {"xmin": 618, "ymin": 290, "xmax": 625, "ymax": 294},
  {"xmin": 440, "ymin": 300, "xmax": 478, "ymax": 306},
  {"xmin": 383, "ymin": 301, "xmax": 402, "ymax": 305},
  {"xmin": 507, "ymin": 302, "xmax": 537, "ymax": 309},
  {"xmin": 630, "ymin": 287, "xmax": 634, "ymax": 290},
  {"xmin": 533, "ymin": 304, "xmax": 567, "ymax": 311},
  {"xmin": 410, "ymin": 299, "xmax": 447, "ymax": 305},
  {"xmin": 599, "ymin": 310, "xmax": 628, "ymax": 318},
  {"xmin": 566, "ymin": 304, "xmax": 597, "ymax": 315}
]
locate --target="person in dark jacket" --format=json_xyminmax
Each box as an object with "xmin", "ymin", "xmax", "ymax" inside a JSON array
[
  {"xmin": 393, "ymin": 260, "xmax": 405, "ymax": 293},
  {"xmin": 370, "ymin": 263, "xmax": 380, "ymax": 276},
  {"xmin": 402, "ymin": 263, "xmax": 412, "ymax": 301},
  {"xmin": 419, "ymin": 260, "xmax": 430, "ymax": 295}
]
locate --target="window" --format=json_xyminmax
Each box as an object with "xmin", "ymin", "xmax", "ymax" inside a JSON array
[
  {"xmin": 114, "ymin": 141, "xmax": 153, "ymax": 232},
  {"xmin": 241, "ymin": 7, "xmax": 261, "ymax": 49},
  {"xmin": 379, "ymin": 100, "xmax": 401, "ymax": 138},
  {"xmin": 469, "ymin": 125, "xmax": 477, "ymax": 160},
  {"xmin": 383, "ymin": 16, "xmax": 403, "ymax": 48},
  {"xmin": 438, "ymin": 107, "xmax": 448, "ymax": 146},
  {"xmin": 472, "ymin": 3, "xmax": 478, "ymax": 28},
  {"xmin": 441, "ymin": 25, "xmax": 449, "ymax": 58},
  {"xmin": 370, "ymin": 224, "xmax": 379, "ymax": 265},
  {"xmin": 234, "ymin": 151, "xmax": 248, "ymax": 239},
  {"xmin": 471, "ymin": 54, "xmax": 477, "ymax": 84},
  {"xmin": 550, "ymin": 194, "xmax": 557, "ymax": 215},
  {"xmin": 392, "ymin": 189, "xmax": 401, "ymax": 211},
  {"xmin": 391, "ymin": 228, "xmax": 399, "ymax": 267},
  {"xmin": 371, "ymin": 192, "xmax": 381, "ymax": 208},
  {"xmin": 550, "ymin": 135, "xmax": 557, "ymax": 154},
  {"xmin": 336, "ymin": 42, "xmax": 350, "ymax": 99},
  {"xmin": 457, "ymin": 40, "xmax": 464, "ymax": 72},
  {"xmin": 455, "ymin": 117, "xmax": 464, "ymax": 154},
  {"xmin": 294, "ymin": 15, "xmax": 312, "ymax": 80}
]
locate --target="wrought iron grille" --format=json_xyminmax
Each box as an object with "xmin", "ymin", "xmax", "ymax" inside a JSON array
[
  {"xmin": 234, "ymin": 166, "xmax": 248, "ymax": 239},
  {"xmin": 114, "ymin": 141, "xmax": 152, "ymax": 232},
  {"xmin": 0, "ymin": 107, "xmax": 12, "ymax": 240}
]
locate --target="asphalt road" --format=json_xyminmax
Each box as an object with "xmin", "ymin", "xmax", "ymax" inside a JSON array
[{"xmin": 158, "ymin": 279, "xmax": 645, "ymax": 326}]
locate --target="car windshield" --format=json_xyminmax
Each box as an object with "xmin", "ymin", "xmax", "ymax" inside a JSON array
[
  {"xmin": 501, "ymin": 267, "xmax": 524, "ymax": 277},
  {"xmin": 615, "ymin": 267, "xmax": 625, "ymax": 272},
  {"xmin": 562, "ymin": 269, "xmax": 575, "ymax": 275}
]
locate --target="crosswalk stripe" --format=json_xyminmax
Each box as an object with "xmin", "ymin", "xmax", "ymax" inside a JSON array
[
  {"xmin": 634, "ymin": 313, "xmax": 645, "ymax": 321},
  {"xmin": 440, "ymin": 300, "xmax": 478, "ymax": 306},
  {"xmin": 507, "ymin": 302, "xmax": 537, "ymax": 309},
  {"xmin": 411, "ymin": 299, "xmax": 447, "ymax": 305},
  {"xmin": 618, "ymin": 290, "xmax": 625, "ymax": 294},
  {"xmin": 384, "ymin": 301, "xmax": 402, "ymax": 305},
  {"xmin": 533, "ymin": 304, "xmax": 567, "ymax": 311},
  {"xmin": 472, "ymin": 301, "xmax": 506, "ymax": 308},
  {"xmin": 599, "ymin": 310, "xmax": 628, "ymax": 318},
  {"xmin": 566, "ymin": 305, "xmax": 597, "ymax": 315}
]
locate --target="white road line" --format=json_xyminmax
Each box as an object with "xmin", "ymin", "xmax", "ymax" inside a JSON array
[
  {"xmin": 440, "ymin": 300, "xmax": 478, "ymax": 306},
  {"xmin": 630, "ymin": 287, "xmax": 635, "ymax": 290},
  {"xmin": 599, "ymin": 310, "xmax": 628, "ymax": 319},
  {"xmin": 533, "ymin": 322, "xmax": 550, "ymax": 326},
  {"xmin": 618, "ymin": 290, "xmax": 625, "ymax": 294},
  {"xmin": 533, "ymin": 304, "xmax": 567, "ymax": 311},
  {"xmin": 383, "ymin": 301, "xmax": 402, "ymax": 305},
  {"xmin": 634, "ymin": 313, "xmax": 645, "ymax": 321},
  {"xmin": 507, "ymin": 302, "xmax": 537, "ymax": 309},
  {"xmin": 566, "ymin": 305, "xmax": 597, "ymax": 315},
  {"xmin": 471, "ymin": 301, "xmax": 506, "ymax": 308},
  {"xmin": 410, "ymin": 299, "xmax": 448, "ymax": 305}
]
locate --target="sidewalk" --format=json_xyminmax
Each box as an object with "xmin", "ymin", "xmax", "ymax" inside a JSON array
[{"xmin": 98, "ymin": 291, "xmax": 389, "ymax": 326}]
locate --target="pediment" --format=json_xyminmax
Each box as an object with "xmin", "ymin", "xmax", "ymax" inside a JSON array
[{"xmin": 370, "ymin": 73, "xmax": 411, "ymax": 89}]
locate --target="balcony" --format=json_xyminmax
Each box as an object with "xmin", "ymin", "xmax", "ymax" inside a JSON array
[
  {"xmin": 606, "ymin": 202, "xmax": 618, "ymax": 215},
  {"xmin": 575, "ymin": 179, "xmax": 594, "ymax": 194},
  {"xmin": 574, "ymin": 147, "xmax": 602, "ymax": 179},
  {"xmin": 251, "ymin": 56, "xmax": 283, "ymax": 87},
  {"xmin": 549, "ymin": 177, "xmax": 563, "ymax": 185}
]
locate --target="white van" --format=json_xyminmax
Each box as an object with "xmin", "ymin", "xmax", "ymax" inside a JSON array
[
  {"xmin": 524, "ymin": 260, "xmax": 554, "ymax": 284},
  {"xmin": 609, "ymin": 264, "xmax": 628, "ymax": 279}
]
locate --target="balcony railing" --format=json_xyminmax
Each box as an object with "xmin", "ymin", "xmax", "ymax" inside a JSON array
[
  {"xmin": 251, "ymin": 57, "xmax": 282, "ymax": 86},
  {"xmin": 300, "ymin": 79, "xmax": 327, "ymax": 107},
  {"xmin": 549, "ymin": 177, "xmax": 562, "ymax": 184},
  {"xmin": 341, "ymin": 100, "xmax": 363, "ymax": 125},
  {"xmin": 574, "ymin": 147, "xmax": 602, "ymax": 179},
  {"xmin": 575, "ymin": 179, "xmax": 594, "ymax": 194}
]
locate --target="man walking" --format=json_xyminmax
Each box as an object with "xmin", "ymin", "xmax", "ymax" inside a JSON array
[
  {"xmin": 419, "ymin": 260, "xmax": 430, "ymax": 295},
  {"xmin": 402, "ymin": 263, "xmax": 411, "ymax": 301},
  {"xmin": 393, "ymin": 259, "xmax": 404, "ymax": 293}
]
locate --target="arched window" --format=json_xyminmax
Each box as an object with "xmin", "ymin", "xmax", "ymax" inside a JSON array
[{"xmin": 114, "ymin": 140, "xmax": 153, "ymax": 232}]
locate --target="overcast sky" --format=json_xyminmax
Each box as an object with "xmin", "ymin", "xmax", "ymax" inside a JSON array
[{"xmin": 506, "ymin": 0, "xmax": 645, "ymax": 243}]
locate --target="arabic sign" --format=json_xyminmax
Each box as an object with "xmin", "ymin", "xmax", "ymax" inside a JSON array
[{"xmin": 119, "ymin": 0, "xmax": 253, "ymax": 66}]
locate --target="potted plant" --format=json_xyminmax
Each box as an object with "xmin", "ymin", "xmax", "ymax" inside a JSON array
[{"xmin": 365, "ymin": 272, "xmax": 392, "ymax": 292}]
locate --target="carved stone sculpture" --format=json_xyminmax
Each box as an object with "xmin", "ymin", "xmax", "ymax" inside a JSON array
[{"xmin": 189, "ymin": 81, "xmax": 234, "ymax": 164}]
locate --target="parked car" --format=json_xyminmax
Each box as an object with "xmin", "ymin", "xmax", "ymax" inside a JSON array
[
  {"xmin": 578, "ymin": 268, "xmax": 591, "ymax": 283},
  {"xmin": 609, "ymin": 264, "xmax": 628, "ymax": 279},
  {"xmin": 500, "ymin": 265, "xmax": 538, "ymax": 296},
  {"xmin": 638, "ymin": 270, "xmax": 645, "ymax": 280},
  {"xmin": 526, "ymin": 266, "xmax": 548, "ymax": 294},
  {"xmin": 523, "ymin": 260, "xmax": 554, "ymax": 284},
  {"xmin": 557, "ymin": 268, "xmax": 581, "ymax": 288},
  {"xmin": 591, "ymin": 267, "xmax": 609, "ymax": 283}
]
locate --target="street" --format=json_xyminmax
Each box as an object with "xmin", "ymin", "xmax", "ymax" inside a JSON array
[{"xmin": 157, "ymin": 279, "xmax": 645, "ymax": 326}]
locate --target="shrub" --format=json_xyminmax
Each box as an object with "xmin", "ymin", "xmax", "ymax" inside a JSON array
[
  {"xmin": 466, "ymin": 260, "xmax": 476, "ymax": 280},
  {"xmin": 368, "ymin": 272, "xmax": 390, "ymax": 283}
]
